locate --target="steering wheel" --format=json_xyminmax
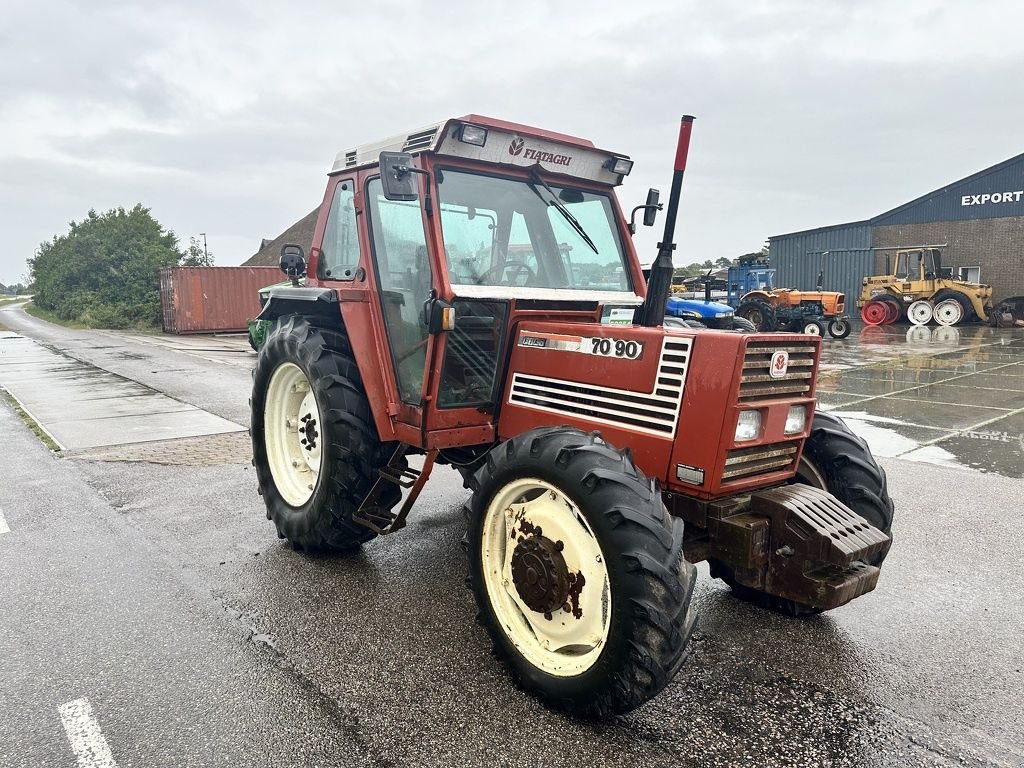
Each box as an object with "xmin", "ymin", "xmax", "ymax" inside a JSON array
[{"xmin": 481, "ymin": 260, "xmax": 536, "ymax": 286}]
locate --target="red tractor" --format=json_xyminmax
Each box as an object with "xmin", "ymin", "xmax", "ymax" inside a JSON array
[{"xmin": 250, "ymin": 115, "xmax": 893, "ymax": 717}]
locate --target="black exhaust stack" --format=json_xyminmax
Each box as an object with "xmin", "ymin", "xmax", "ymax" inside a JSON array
[{"xmin": 636, "ymin": 115, "xmax": 695, "ymax": 327}]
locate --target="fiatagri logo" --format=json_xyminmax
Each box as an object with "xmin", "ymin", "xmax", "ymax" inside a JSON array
[{"xmin": 508, "ymin": 137, "xmax": 572, "ymax": 167}]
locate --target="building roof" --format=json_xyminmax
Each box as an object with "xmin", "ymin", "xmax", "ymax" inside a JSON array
[
  {"xmin": 871, "ymin": 151, "xmax": 1024, "ymax": 226},
  {"xmin": 243, "ymin": 207, "xmax": 319, "ymax": 267},
  {"xmin": 772, "ymin": 151, "xmax": 1024, "ymax": 239},
  {"xmin": 770, "ymin": 220, "xmax": 871, "ymax": 241}
]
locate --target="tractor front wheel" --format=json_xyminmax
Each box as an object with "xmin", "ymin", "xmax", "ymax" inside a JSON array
[
  {"xmin": 464, "ymin": 426, "xmax": 697, "ymax": 717},
  {"xmin": 251, "ymin": 316, "xmax": 399, "ymax": 552},
  {"xmin": 827, "ymin": 318, "xmax": 851, "ymax": 339},
  {"xmin": 802, "ymin": 319, "xmax": 826, "ymax": 336}
]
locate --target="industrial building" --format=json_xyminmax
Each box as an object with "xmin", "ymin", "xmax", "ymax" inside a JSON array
[{"xmin": 770, "ymin": 153, "xmax": 1024, "ymax": 304}]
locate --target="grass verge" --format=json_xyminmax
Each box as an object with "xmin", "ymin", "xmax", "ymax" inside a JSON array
[
  {"xmin": 0, "ymin": 389, "xmax": 61, "ymax": 452},
  {"xmin": 24, "ymin": 302, "xmax": 91, "ymax": 329}
]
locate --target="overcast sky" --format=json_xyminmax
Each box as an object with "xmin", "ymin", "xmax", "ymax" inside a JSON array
[{"xmin": 3, "ymin": 0, "xmax": 1023, "ymax": 285}]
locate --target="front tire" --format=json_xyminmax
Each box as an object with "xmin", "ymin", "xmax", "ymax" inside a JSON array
[
  {"xmin": 250, "ymin": 316, "xmax": 398, "ymax": 552},
  {"xmin": 464, "ymin": 427, "xmax": 697, "ymax": 717},
  {"xmin": 827, "ymin": 318, "xmax": 851, "ymax": 338}
]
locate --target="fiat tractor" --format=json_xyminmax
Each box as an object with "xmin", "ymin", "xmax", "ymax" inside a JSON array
[{"xmin": 249, "ymin": 115, "xmax": 893, "ymax": 717}]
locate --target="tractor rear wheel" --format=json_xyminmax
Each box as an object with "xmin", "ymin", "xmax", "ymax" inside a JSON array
[
  {"xmin": 908, "ymin": 299, "xmax": 933, "ymax": 325},
  {"xmin": 464, "ymin": 426, "xmax": 697, "ymax": 717},
  {"xmin": 251, "ymin": 316, "xmax": 399, "ymax": 552},
  {"xmin": 932, "ymin": 290, "xmax": 973, "ymax": 325},
  {"xmin": 736, "ymin": 300, "xmax": 778, "ymax": 332},
  {"xmin": 712, "ymin": 411, "xmax": 894, "ymax": 616},
  {"xmin": 860, "ymin": 300, "xmax": 888, "ymax": 326},
  {"xmin": 879, "ymin": 297, "xmax": 902, "ymax": 324}
]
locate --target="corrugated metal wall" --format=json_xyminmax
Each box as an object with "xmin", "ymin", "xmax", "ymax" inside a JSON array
[
  {"xmin": 160, "ymin": 266, "xmax": 282, "ymax": 334},
  {"xmin": 769, "ymin": 222, "xmax": 873, "ymax": 302}
]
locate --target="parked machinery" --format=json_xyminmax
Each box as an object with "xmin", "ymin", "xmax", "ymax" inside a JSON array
[
  {"xmin": 248, "ymin": 115, "xmax": 893, "ymax": 717},
  {"xmin": 730, "ymin": 256, "xmax": 851, "ymax": 338},
  {"xmin": 858, "ymin": 247, "xmax": 995, "ymax": 326}
]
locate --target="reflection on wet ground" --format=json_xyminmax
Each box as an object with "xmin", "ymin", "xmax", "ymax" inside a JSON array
[{"xmin": 816, "ymin": 322, "xmax": 1024, "ymax": 478}]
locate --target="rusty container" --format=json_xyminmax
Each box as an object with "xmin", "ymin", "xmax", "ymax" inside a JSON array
[{"xmin": 160, "ymin": 266, "xmax": 282, "ymax": 334}]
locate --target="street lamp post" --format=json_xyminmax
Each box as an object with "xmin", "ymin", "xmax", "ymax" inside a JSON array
[{"xmin": 198, "ymin": 232, "xmax": 209, "ymax": 263}]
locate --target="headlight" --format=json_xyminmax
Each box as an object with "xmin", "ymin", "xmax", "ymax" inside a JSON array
[
  {"xmin": 784, "ymin": 405, "xmax": 807, "ymax": 434},
  {"xmin": 735, "ymin": 410, "xmax": 761, "ymax": 441},
  {"xmin": 715, "ymin": 311, "xmax": 732, "ymax": 318}
]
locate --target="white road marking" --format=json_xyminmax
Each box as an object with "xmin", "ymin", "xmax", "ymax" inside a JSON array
[
  {"xmin": 58, "ymin": 698, "xmax": 118, "ymax": 768},
  {"xmin": 0, "ymin": 507, "xmax": 8, "ymax": 534}
]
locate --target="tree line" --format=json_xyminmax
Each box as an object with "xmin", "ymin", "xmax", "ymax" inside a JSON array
[{"xmin": 27, "ymin": 205, "xmax": 213, "ymax": 329}]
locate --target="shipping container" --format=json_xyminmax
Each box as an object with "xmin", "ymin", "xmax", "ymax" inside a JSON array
[{"xmin": 160, "ymin": 266, "xmax": 282, "ymax": 334}]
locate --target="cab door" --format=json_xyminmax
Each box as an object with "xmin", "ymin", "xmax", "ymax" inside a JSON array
[{"xmin": 363, "ymin": 175, "xmax": 434, "ymax": 438}]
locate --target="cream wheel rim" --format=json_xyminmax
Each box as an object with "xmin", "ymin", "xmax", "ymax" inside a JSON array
[
  {"xmin": 803, "ymin": 322, "xmax": 822, "ymax": 336},
  {"xmin": 264, "ymin": 362, "xmax": 323, "ymax": 507},
  {"xmin": 908, "ymin": 300, "xmax": 933, "ymax": 325},
  {"xmin": 933, "ymin": 299, "xmax": 963, "ymax": 326},
  {"xmin": 480, "ymin": 478, "xmax": 611, "ymax": 677}
]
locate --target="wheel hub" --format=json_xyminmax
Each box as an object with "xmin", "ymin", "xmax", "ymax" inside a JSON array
[{"xmin": 511, "ymin": 535, "xmax": 570, "ymax": 614}]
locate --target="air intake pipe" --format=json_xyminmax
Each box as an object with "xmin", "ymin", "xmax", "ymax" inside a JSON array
[{"xmin": 635, "ymin": 116, "xmax": 695, "ymax": 327}]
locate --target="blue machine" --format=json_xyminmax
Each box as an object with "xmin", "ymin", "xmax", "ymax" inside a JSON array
[
  {"xmin": 726, "ymin": 257, "xmax": 775, "ymax": 306},
  {"xmin": 665, "ymin": 295, "xmax": 739, "ymax": 329}
]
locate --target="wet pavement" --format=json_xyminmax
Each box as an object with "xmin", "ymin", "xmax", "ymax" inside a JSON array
[
  {"xmin": 1, "ymin": 305, "xmax": 1023, "ymax": 767},
  {"xmin": 816, "ymin": 322, "xmax": 1024, "ymax": 478},
  {"xmin": 0, "ymin": 331, "xmax": 242, "ymax": 451}
]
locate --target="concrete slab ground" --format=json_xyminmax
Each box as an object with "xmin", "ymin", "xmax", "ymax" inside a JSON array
[
  {"xmin": 0, "ymin": 332, "xmax": 243, "ymax": 451},
  {"xmin": 817, "ymin": 322, "xmax": 1024, "ymax": 478}
]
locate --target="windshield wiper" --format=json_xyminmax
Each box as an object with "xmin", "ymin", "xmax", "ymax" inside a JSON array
[{"xmin": 528, "ymin": 170, "xmax": 599, "ymax": 255}]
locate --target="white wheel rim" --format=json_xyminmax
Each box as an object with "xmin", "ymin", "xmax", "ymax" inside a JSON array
[
  {"xmin": 264, "ymin": 362, "xmax": 323, "ymax": 507},
  {"xmin": 803, "ymin": 323, "xmax": 821, "ymax": 336},
  {"xmin": 933, "ymin": 299, "xmax": 963, "ymax": 326},
  {"xmin": 908, "ymin": 300, "xmax": 933, "ymax": 325},
  {"xmin": 480, "ymin": 478, "xmax": 611, "ymax": 677}
]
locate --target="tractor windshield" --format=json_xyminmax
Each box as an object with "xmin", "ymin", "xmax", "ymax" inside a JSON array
[{"xmin": 436, "ymin": 169, "xmax": 631, "ymax": 293}]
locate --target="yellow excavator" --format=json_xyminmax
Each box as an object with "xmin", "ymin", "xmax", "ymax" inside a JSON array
[{"xmin": 857, "ymin": 247, "xmax": 994, "ymax": 326}]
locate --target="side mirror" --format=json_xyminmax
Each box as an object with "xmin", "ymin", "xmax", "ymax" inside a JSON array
[
  {"xmin": 643, "ymin": 188, "xmax": 661, "ymax": 226},
  {"xmin": 380, "ymin": 151, "xmax": 419, "ymax": 201},
  {"xmin": 279, "ymin": 243, "xmax": 306, "ymax": 285},
  {"xmin": 628, "ymin": 188, "xmax": 663, "ymax": 234}
]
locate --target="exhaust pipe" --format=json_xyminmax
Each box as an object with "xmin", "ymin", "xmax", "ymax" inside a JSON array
[{"xmin": 636, "ymin": 116, "xmax": 695, "ymax": 327}]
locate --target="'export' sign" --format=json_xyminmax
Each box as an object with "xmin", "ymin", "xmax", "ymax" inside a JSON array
[{"xmin": 961, "ymin": 190, "xmax": 1024, "ymax": 206}]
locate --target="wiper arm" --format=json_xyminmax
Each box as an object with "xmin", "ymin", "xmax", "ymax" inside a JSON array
[{"xmin": 529, "ymin": 170, "xmax": 599, "ymax": 255}]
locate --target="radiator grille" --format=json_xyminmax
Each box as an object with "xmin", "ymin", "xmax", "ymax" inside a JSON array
[
  {"xmin": 739, "ymin": 341, "xmax": 817, "ymax": 402},
  {"xmin": 343, "ymin": 150, "xmax": 357, "ymax": 168},
  {"xmin": 508, "ymin": 338, "xmax": 691, "ymax": 436},
  {"xmin": 723, "ymin": 441, "xmax": 800, "ymax": 481}
]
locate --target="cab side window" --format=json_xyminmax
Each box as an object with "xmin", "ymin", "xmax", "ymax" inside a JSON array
[{"xmin": 319, "ymin": 179, "xmax": 358, "ymax": 280}]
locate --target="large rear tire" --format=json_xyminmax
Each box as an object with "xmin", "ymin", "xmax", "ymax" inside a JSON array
[
  {"xmin": 464, "ymin": 426, "xmax": 697, "ymax": 717},
  {"xmin": 712, "ymin": 411, "xmax": 894, "ymax": 616},
  {"xmin": 250, "ymin": 316, "xmax": 399, "ymax": 552},
  {"xmin": 932, "ymin": 290, "xmax": 973, "ymax": 324},
  {"xmin": 736, "ymin": 299, "xmax": 778, "ymax": 332}
]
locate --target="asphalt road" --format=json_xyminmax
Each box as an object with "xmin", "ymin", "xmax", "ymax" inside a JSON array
[{"xmin": 1, "ymin": 303, "xmax": 1022, "ymax": 767}]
